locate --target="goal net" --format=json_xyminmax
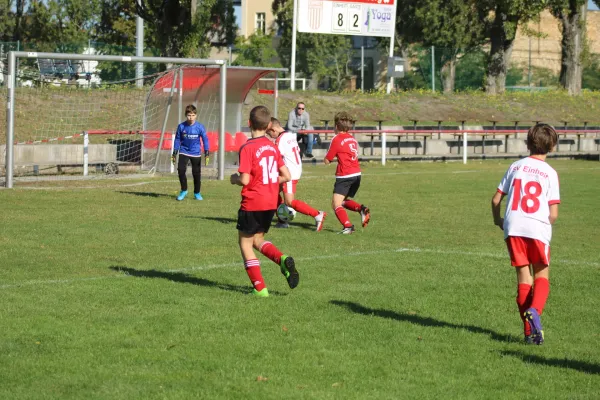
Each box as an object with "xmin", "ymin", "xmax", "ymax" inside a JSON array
[{"xmin": 1, "ymin": 52, "xmax": 225, "ymax": 187}]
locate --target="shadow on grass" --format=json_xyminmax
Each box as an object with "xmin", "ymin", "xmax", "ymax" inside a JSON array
[
  {"xmin": 183, "ymin": 216, "xmax": 236, "ymax": 224},
  {"xmin": 330, "ymin": 300, "xmax": 521, "ymax": 344},
  {"xmin": 500, "ymin": 350, "xmax": 600, "ymax": 375},
  {"xmin": 183, "ymin": 216, "xmax": 316, "ymax": 231},
  {"xmin": 110, "ymin": 265, "xmax": 286, "ymax": 296},
  {"xmin": 117, "ymin": 191, "xmax": 173, "ymax": 198}
]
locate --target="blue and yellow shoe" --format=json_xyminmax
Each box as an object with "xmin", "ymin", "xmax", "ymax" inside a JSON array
[
  {"xmin": 194, "ymin": 192, "xmax": 203, "ymax": 200},
  {"xmin": 251, "ymin": 288, "xmax": 269, "ymax": 297},
  {"xmin": 524, "ymin": 308, "xmax": 544, "ymax": 345},
  {"xmin": 177, "ymin": 190, "xmax": 188, "ymax": 201},
  {"xmin": 279, "ymin": 255, "xmax": 299, "ymax": 289}
]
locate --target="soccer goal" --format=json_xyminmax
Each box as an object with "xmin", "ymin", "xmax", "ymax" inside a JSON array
[{"xmin": 2, "ymin": 51, "xmax": 228, "ymax": 188}]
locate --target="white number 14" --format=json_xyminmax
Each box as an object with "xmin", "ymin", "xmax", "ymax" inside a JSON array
[{"xmin": 259, "ymin": 156, "xmax": 279, "ymax": 184}]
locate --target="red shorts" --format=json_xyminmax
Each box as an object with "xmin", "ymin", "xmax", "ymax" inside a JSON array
[
  {"xmin": 280, "ymin": 180, "xmax": 298, "ymax": 195},
  {"xmin": 505, "ymin": 236, "xmax": 550, "ymax": 267}
]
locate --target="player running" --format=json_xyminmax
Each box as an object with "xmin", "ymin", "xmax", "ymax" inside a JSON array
[
  {"xmin": 323, "ymin": 111, "xmax": 370, "ymax": 234},
  {"xmin": 230, "ymin": 106, "xmax": 299, "ymax": 297},
  {"xmin": 267, "ymin": 117, "xmax": 326, "ymax": 231},
  {"xmin": 491, "ymin": 123, "xmax": 560, "ymax": 344}
]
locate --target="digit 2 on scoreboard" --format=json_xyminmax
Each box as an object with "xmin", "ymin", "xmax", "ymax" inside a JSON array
[
  {"xmin": 347, "ymin": 4, "xmax": 362, "ymax": 33},
  {"xmin": 332, "ymin": 3, "xmax": 347, "ymax": 33}
]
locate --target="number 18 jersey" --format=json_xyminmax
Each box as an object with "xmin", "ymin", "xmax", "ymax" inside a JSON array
[
  {"xmin": 238, "ymin": 136, "xmax": 285, "ymax": 211},
  {"xmin": 497, "ymin": 156, "xmax": 561, "ymax": 245}
]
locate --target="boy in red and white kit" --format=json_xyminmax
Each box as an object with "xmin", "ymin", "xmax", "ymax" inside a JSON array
[
  {"xmin": 491, "ymin": 123, "xmax": 560, "ymax": 345},
  {"xmin": 230, "ymin": 106, "xmax": 299, "ymax": 297},
  {"xmin": 267, "ymin": 117, "xmax": 327, "ymax": 231},
  {"xmin": 324, "ymin": 111, "xmax": 370, "ymax": 234}
]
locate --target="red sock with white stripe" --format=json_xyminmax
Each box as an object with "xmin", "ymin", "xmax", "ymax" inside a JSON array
[
  {"xmin": 531, "ymin": 277, "xmax": 550, "ymax": 315},
  {"xmin": 342, "ymin": 199, "xmax": 361, "ymax": 212},
  {"xmin": 335, "ymin": 206, "xmax": 353, "ymax": 228},
  {"xmin": 244, "ymin": 259, "xmax": 265, "ymax": 291},
  {"xmin": 291, "ymin": 199, "xmax": 318, "ymax": 217},
  {"xmin": 259, "ymin": 241, "xmax": 283, "ymax": 265},
  {"xmin": 516, "ymin": 283, "xmax": 533, "ymax": 336}
]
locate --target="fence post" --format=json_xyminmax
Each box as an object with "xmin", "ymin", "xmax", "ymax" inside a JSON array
[
  {"xmin": 381, "ymin": 132, "xmax": 387, "ymax": 166},
  {"xmin": 83, "ymin": 131, "xmax": 89, "ymax": 176},
  {"xmin": 462, "ymin": 121, "xmax": 467, "ymax": 164}
]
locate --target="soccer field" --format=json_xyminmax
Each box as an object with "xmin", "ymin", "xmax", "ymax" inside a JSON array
[{"xmin": 1, "ymin": 160, "xmax": 599, "ymax": 399}]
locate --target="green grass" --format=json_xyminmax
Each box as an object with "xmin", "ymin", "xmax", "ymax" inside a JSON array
[{"xmin": 1, "ymin": 160, "xmax": 599, "ymax": 399}]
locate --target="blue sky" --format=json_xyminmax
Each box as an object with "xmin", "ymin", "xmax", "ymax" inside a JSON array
[{"xmin": 590, "ymin": 0, "xmax": 599, "ymax": 11}]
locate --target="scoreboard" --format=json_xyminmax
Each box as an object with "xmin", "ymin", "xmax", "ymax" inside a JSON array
[{"xmin": 298, "ymin": 0, "xmax": 396, "ymax": 38}]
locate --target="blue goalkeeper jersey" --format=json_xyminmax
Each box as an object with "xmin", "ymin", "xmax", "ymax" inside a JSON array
[{"xmin": 174, "ymin": 121, "xmax": 209, "ymax": 157}]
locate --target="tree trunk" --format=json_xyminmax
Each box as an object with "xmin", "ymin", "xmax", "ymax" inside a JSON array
[
  {"xmin": 440, "ymin": 57, "xmax": 456, "ymax": 93},
  {"xmin": 14, "ymin": 0, "xmax": 25, "ymax": 41},
  {"xmin": 485, "ymin": 11, "xmax": 517, "ymax": 95},
  {"xmin": 559, "ymin": 4, "xmax": 586, "ymax": 95}
]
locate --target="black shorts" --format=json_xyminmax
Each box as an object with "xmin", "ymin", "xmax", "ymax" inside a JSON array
[
  {"xmin": 333, "ymin": 176, "xmax": 361, "ymax": 198},
  {"xmin": 236, "ymin": 209, "xmax": 276, "ymax": 234}
]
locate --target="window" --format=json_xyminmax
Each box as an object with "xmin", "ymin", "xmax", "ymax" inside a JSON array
[{"xmin": 255, "ymin": 12, "xmax": 266, "ymax": 34}]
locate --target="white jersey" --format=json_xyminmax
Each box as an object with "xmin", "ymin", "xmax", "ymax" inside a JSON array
[
  {"xmin": 497, "ymin": 156, "xmax": 560, "ymax": 245},
  {"xmin": 276, "ymin": 131, "xmax": 302, "ymax": 180}
]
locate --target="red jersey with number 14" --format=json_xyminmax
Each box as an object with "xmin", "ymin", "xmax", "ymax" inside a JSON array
[
  {"xmin": 497, "ymin": 156, "xmax": 560, "ymax": 245},
  {"xmin": 238, "ymin": 136, "xmax": 285, "ymax": 211},
  {"xmin": 325, "ymin": 132, "xmax": 361, "ymax": 178}
]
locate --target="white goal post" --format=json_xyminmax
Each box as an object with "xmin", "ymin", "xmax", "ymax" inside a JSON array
[{"xmin": 4, "ymin": 51, "xmax": 227, "ymax": 188}]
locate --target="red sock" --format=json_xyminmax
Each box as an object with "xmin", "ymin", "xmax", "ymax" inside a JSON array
[
  {"xmin": 531, "ymin": 277, "xmax": 550, "ymax": 315},
  {"xmin": 291, "ymin": 199, "xmax": 319, "ymax": 217},
  {"xmin": 335, "ymin": 206, "xmax": 353, "ymax": 228},
  {"xmin": 244, "ymin": 259, "xmax": 265, "ymax": 291},
  {"xmin": 259, "ymin": 241, "xmax": 283, "ymax": 265},
  {"xmin": 516, "ymin": 283, "xmax": 533, "ymax": 336},
  {"xmin": 342, "ymin": 199, "xmax": 361, "ymax": 212}
]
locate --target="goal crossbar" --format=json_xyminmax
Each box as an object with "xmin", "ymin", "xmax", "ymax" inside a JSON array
[{"xmin": 4, "ymin": 51, "xmax": 227, "ymax": 188}]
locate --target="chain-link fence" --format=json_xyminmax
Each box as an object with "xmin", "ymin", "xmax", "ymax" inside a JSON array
[{"xmin": 3, "ymin": 38, "xmax": 600, "ymax": 92}]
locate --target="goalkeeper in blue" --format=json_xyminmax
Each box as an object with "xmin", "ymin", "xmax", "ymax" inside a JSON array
[{"xmin": 172, "ymin": 104, "xmax": 210, "ymax": 201}]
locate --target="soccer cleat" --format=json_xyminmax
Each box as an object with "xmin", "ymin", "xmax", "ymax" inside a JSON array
[
  {"xmin": 251, "ymin": 288, "xmax": 269, "ymax": 297},
  {"xmin": 338, "ymin": 225, "xmax": 355, "ymax": 235},
  {"xmin": 360, "ymin": 205, "xmax": 371, "ymax": 228},
  {"xmin": 194, "ymin": 192, "xmax": 203, "ymax": 200},
  {"xmin": 305, "ymin": 153, "xmax": 314, "ymax": 159},
  {"xmin": 177, "ymin": 190, "xmax": 188, "ymax": 201},
  {"xmin": 279, "ymin": 255, "xmax": 299, "ymax": 289},
  {"xmin": 524, "ymin": 308, "xmax": 544, "ymax": 345},
  {"xmin": 524, "ymin": 335, "xmax": 535, "ymax": 345},
  {"xmin": 315, "ymin": 211, "xmax": 326, "ymax": 232},
  {"xmin": 275, "ymin": 222, "xmax": 289, "ymax": 228}
]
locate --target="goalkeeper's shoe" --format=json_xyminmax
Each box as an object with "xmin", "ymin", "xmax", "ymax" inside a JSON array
[
  {"xmin": 251, "ymin": 288, "xmax": 269, "ymax": 297},
  {"xmin": 279, "ymin": 255, "xmax": 299, "ymax": 289},
  {"xmin": 360, "ymin": 205, "xmax": 371, "ymax": 228},
  {"xmin": 177, "ymin": 190, "xmax": 188, "ymax": 201},
  {"xmin": 524, "ymin": 335, "xmax": 535, "ymax": 345},
  {"xmin": 315, "ymin": 211, "xmax": 326, "ymax": 232},
  {"xmin": 524, "ymin": 308, "xmax": 544, "ymax": 345},
  {"xmin": 194, "ymin": 192, "xmax": 203, "ymax": 201}
]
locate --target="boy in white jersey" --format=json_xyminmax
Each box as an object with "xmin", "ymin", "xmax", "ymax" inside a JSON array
[
  {"xmin": 491, "ymin": 123, "xmax": 560, "ymax": 345},
  {"xmin": 267, "ymin": 118, "xmax": 326, "ymax": 231}
]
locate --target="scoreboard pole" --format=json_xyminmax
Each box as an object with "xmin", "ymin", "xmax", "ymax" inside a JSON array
[{"xmin": 291, "ymin": 0, "xmax": 298, "ymax": 91}]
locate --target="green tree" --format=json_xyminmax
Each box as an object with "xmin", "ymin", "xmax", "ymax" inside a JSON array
[
  {"xmin": 548, "ymin": 0, "xmax": 589, "ymax": 95},
  {"xmin": 0, "ymin": 1, "xmax": 15, "ymax": 42},
  {"xmin": 272, "ymin": 0, "xmax": 355, "ymax": 91},
  {"xmin": 396, "ymin": 0, "xmax": 485, "ymax": 93},
  {"xmin": 477, "ymin": 0, "xmax": 546, "ymax": 94},
  {"xmin": 135, "ymin": 0, "xmax": 236, "ymax": 58},
  {"xmin": 232, "ymin": 32, "xmax": 281, "ymax": 68}
]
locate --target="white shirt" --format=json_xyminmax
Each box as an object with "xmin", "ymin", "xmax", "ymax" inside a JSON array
[
  {"xmin": 497, "ymin": 157, "xmax": 560, "ymax": 245},
  {"xmin": 276, "ymin": 131, "xmax": 303, "ymax": 180}
]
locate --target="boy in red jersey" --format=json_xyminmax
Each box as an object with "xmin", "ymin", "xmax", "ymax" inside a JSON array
[
  {"xmin": 323, "ymin": 111, "xmax": 370, "ymax": 234},
  {"xmin": 491, "ymin": 123, "xmax": 560, "ymax": 345},
  {"xmin": 230, "ymin": 106, "xmax": 299, "ymax": 297},
  {"xmin": 267, "ymin": 117, "xmax": 326, "ymax": 231}
]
